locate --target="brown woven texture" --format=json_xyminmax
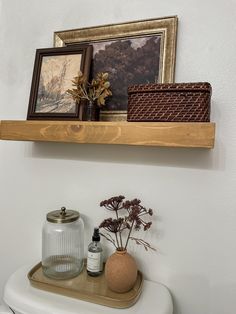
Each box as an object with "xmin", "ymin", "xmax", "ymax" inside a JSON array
[{"xmin": 127, "ymin": 82, "xmax": 211, "ymax": 122}]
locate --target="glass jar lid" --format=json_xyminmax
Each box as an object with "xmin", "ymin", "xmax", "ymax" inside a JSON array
[{"xmin": 47, "ymin": 206, "xmax": 80, "ymax": 223}]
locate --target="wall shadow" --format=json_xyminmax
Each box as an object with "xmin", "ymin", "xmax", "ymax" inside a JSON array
[{"xmin": 25, "ymin": 140, "xmax": 223, "ymax": 170}]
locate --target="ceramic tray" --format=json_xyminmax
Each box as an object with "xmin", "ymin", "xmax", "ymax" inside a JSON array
[{"xmin": 28, "ymin": 262, "xmax": 143, "ymax": 308}]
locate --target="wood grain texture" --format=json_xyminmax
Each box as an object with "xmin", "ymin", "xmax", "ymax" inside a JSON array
[
  {"xmin": 0, "ymin": 120, "xmax": 215, "ymax": 148},
  {"xmin": 28, "ymin": 262, "xmax": 143, "ymax": 309}
]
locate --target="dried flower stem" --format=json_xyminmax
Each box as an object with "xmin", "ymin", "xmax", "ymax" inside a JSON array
[
  {"xmin": 99, "ymin": 196, "xmax": 155, "ymax": 251},
  {"xmin": 129, "ymin": 237, "xmax": 156, "ymax": 251},
  {"xmin": 115, "ymin": 210, "xmax": 123, "ymax": 249},
  {"xmin": 114, "ymin": 232, "xmax": 120, "ymax": 248},
  {"xmin": 100, "ymin": 233, "xmax": 117, "ymax": 248},
  {"xmin": 67, "ymin": 71, "xmax": 112, "ymax": 107},
  {"xmin": 124, "ymin": 220, "xmax": 134, "ymax": 250}
]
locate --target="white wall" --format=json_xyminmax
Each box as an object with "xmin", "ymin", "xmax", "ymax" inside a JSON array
[{"xmin": 0, "ymin": 1, "xmax": 236, "ymax": 313}]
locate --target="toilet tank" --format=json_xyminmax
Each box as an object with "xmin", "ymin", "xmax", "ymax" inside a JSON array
[{"xmin": 3, "ymin": 265, "xmax": 173, "ymax": 314}]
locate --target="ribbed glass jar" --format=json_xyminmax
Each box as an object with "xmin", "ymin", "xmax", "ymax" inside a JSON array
[{"xmin": 42, "ymin": 207, "xmax": 84, "ymax": 279}]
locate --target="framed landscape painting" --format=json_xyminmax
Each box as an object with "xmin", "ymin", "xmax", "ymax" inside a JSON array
[
  {"xmin": 27, "ymin": 45, "xmax": 92, "ymax": 120},
  {"xmin": 54, "ymin": 16, "xmax": 178, "ymax": 121}
]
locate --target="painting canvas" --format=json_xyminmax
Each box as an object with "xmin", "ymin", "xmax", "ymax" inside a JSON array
[
  {"xmin": 54, "ymin": 17, "xmax": 178, "ymax": 120},
  {"xmin": 27, "ymin": 45, "xmax": 92, "ymax": 120},
  {"xmin": 36, "ymin": 54, "xmax": 82, "ymax": 114},
  {"xmin": 92, "ymin": 35, "xmax": 161, "ymax": 112}
]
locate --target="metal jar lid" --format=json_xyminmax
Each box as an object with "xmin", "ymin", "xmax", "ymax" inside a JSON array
[{"xmin": 47, "ymin": 206, "xmax": 80, "ymax": 223}]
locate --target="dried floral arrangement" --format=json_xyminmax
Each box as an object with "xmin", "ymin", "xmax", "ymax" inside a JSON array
[
  {"xmin": 99, "ymin": 196, "xmax": 155, "ymax": 251},
  {"xmin": 67, "ymin": 71, "xmax": 112, "ymax": 106}
]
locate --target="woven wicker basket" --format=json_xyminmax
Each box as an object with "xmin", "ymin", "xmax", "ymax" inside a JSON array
[{"xmin": 127, "ymin": 82, "xmax": 211, "ymax": 122}]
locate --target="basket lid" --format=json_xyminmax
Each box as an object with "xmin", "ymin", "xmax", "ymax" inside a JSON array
[{"xmin": 128, "ymin": 82, "xmax": 212, "ymax": 94}]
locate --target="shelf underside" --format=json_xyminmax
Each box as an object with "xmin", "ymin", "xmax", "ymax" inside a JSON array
[{"xmin": 0, "ymin": 120, "xmax": 215, "ymax": 148}]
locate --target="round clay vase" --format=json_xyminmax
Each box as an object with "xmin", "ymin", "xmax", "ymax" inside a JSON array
[{"xmin": 105, "ymin": 249, "xmax": 138, "ymax": 293}]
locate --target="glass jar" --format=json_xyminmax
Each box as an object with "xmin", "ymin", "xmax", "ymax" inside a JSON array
[{"xmin": 42, "ymin": 206, "xmax": 84, "ymax": 279}]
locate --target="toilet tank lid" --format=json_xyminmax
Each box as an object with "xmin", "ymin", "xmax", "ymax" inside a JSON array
[{"xmin": 3, "ymin": 264, "xmax": 173, "ymax": 314}]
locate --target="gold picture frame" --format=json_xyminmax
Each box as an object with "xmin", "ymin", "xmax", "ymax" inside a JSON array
[{"xmin": 54, "ymin": 16, "xmax": 178, "ymax": 121}]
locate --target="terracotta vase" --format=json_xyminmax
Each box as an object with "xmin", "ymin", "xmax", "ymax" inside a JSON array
[{"xmin": 105, "ymin": 249, "xmax": 138, "ymax": 293}]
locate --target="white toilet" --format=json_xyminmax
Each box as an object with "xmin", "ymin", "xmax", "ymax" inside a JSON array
[{"xmin": 0, "ymin": 265, "xmax": 173, "ymax": 314}]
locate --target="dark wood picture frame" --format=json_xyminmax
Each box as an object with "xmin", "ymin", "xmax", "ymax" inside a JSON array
[{"xmin": 27, "ymin": 45, "xmax": 92, "ymax": 120}]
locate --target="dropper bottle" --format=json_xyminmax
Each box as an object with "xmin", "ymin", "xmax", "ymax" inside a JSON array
[{"xmin": 87, "ymin": 228, "xmax": 103, "ymax": 277}]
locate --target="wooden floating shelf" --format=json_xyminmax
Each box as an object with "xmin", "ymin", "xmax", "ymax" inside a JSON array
[{"xmin": 0, "ymin": 120, "xmax": 215, "ymax": 148}]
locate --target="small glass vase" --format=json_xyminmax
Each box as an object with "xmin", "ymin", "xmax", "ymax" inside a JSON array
[{"xmin": 83, "ymin": 100, "xmax": 100, "ymax": 121}]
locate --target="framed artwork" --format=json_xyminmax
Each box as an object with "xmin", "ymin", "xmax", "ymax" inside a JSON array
[
  {"xmin": 27, "ymin": 45, "xmax": 92, "ymax": 120},
  {"xmin": 54, "ymin": 16, "xmax": 178, "ymax": 121}
]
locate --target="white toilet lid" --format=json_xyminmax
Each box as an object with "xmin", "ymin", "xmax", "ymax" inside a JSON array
[{"xmin": 4, "ymin": 265, "xmax": 173, "ymax": 314}]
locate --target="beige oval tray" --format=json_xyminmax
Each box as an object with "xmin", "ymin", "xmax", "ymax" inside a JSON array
[{"xmin": 28, "ymin": 262, "xmax": 143, "ymax": 309}]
